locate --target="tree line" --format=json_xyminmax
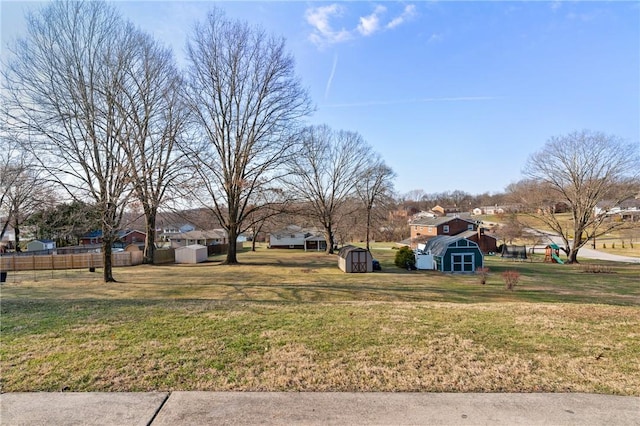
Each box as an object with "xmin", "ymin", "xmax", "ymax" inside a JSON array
[
  {"xmin": 2, "ymin": 2, "xmax": 638, "ymax": 283},
  {"xmin": 0, "ymin": 1, "xmax": 395, "ymax": 281}
]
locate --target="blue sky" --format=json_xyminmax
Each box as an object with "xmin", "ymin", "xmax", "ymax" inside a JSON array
[{"xmin": 2, "ymin": 1, "xmax": 639, "ymax": 196}]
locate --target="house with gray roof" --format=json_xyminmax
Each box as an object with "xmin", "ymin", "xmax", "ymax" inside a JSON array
[{"xmin": 409, "ymin": 216, "xmax": 478, "ymax": 246}]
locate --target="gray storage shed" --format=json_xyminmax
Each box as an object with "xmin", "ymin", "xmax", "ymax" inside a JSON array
[
  {"xmin": 338, "ymin": 245, "xmax": 373, "ymax": 273},
  {"xmin": 175, "ymin": 244, "xmax": 208, "ymax": 264}
]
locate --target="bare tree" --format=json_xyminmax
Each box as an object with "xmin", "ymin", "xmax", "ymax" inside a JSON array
[
  {"xmin": 117, "ymin": 31, "xmax": 187, "ymax": 264},
  {"xmin": 1, "ymin": 165, "xmax": 56, "ymax": 251},
  {"xmin": 3, "ymin": 1, "xmax": 139, "ymax": 281},
  {"xmin": 183, "ymin": 8, "xmax": 312, "ymax": 264},
  {"xmin": 243, "ymin": 186, "xmax": 291, "ymax": 251},
  {"xmin": 493, "ymin": 213, "xmax": 525, "ymax": 245},
  {"xmin": 0, "ymin": 137, "xmax": 23, "ymax": 241},
  {"xmin": 356, "ymin": 155, "xmax": 395, "ymax": 251},
  {"xmin": 285, "ymin": 125, "xmax": 371, "ymax": 254},
  {"xmin": 519, "ymin": 130, "xmax": 640, "ymax": 263}
]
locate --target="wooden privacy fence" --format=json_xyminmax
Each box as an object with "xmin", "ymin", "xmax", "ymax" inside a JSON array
[
  {"xmin": 153, "ymin": 248, "xmax": 175, "ymax": 264},
  {"xmin": 0, "ymin": 251, "xmax": 143, "ymax": 272},
  {"xmin": 207, "ymin": 243, "xmax": 243, "ymax": 256}
]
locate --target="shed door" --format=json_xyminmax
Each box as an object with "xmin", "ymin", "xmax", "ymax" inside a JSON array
[
  {"xmin": 351, "ymin": 252, "xmax": 367, "ymax": 273},
  {"xmin": 451, "ymin": 253, "xmax": 474, "ymax": 272}
]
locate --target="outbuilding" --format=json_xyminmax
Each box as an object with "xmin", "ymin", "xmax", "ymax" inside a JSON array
[
  {"xmin": 175, "ymin": 244, "xmax": 208, "ymax": 264},
  {"xmin": 423, "ymin": 235, "xmax": 483, "ymax": 273},
  {"xmin": 337, "ymin": 245, "xmax": 373, "ymax": 273},
  {"xmin": 26, "ymin": 239, "xmax": 56, "ymax": 252}
]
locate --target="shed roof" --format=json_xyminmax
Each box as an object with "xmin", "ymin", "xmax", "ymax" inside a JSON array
[
  {"xmin": 176, "ymin": 244, "xmax": 207, "ymax": 251},
  {"xmin": 337, "ymin": 245, "xmax": 368, "ymax": 258},
  {"xmin": 423, "ymin": 235, "xmax": 479, "ymax": 257}
]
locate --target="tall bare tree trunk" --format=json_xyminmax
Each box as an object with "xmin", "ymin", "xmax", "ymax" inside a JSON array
[
  {"xmin": 102, "ymin": 232, "xmax": 115, "ymax": 282},
  {"xmin": 183, "ymin": 8, "xmax": 312, "ymax": 264},
  {"xmin": 143, "ymin": 207, "xmax": 157, "ymax": 264}
]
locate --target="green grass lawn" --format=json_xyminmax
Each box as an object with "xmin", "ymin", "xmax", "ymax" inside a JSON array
[{"xmin": 1, "ymin": 246, "xmax": 639, "ymax": 394}]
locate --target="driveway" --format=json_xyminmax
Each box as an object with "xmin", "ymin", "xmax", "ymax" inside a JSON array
[{"xmin": 525, "ymin": 229, "xmax": 640, "ymax": 263}]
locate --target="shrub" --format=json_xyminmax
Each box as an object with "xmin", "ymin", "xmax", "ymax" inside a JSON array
[
  {"xmin": 476, "ymin": 267, "xmax": 489, "ymax": 285},
  {"xmin": 394, "ymin": 246, "xmax": 416, "ymax": 269},
  {"xmin": 502, "ymin": 270, "xmax": 520, "ymax": 290}
]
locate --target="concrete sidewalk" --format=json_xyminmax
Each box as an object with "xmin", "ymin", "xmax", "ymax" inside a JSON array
[{"xmin": 1, "ymin": 392, "xmax": 639, "ymax": 425}]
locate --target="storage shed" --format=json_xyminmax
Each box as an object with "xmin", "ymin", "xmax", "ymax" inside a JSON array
[
  {"xmin": 26, "ymin": 239, "xmax": 56, "ymax": 252},
  {"xmin": 175, "ymin": 244, "xmax": 208, "ymax": 264},
  {"xmin": 423, "ymin": 235, "xmax": 483, "ymax": 273},
  {"xmin": 338, "ymin": 245, "xmax": 373, "ymax": 273}
]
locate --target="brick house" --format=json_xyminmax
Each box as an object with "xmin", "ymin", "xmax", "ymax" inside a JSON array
[{"xmin": 409, "ymin": 216, "xmax": 478, "ymax": 243}]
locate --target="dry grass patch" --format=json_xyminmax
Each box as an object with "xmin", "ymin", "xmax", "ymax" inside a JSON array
[
  {"xmin": 2, "ymin": 300, "xmax": 639, "ymax": 394},
  {"xmin": 2, "ymin": 248, "xmax": 639, "ymax": 394}
]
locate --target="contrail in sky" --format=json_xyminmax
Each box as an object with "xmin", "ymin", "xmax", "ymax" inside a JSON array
[
  {"xmin": 324, "ymin": 54, "xmax": 338, "ymax": 100},
  {"xmin": 323, "ymin": 96, "xmax": 500, "ymax": 108}
]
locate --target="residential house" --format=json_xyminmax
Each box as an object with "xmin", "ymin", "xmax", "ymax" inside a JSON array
[
  {"xmin": 473, "ymin": 205, "xmax": 522, "ymax": 215},
  {"xmin": 80, "ymin": 230, "xmax": 146, "ymax": 248},
  {"xmin": 159, "ymin": 223, "xmax": 195, "ymax": 241},
  {"xmin": 595, "ymin": 199, "xmax": 640, "ymax": 221},
  {"xmin": 409, "ymin": 216, "xmax": 478, "ymax": 245},
  {"xmin": 169, "ymin": 229, "xmax": 228, "ymax": 248},
  {"xmin": 269, "ymin": 225, "xmax": 327, "ymax": 251},
  {"xmin": 411, "ymin": 211, "xmax": 438, "ymax": 220},
  {"xmin": 431, "ymin": 205, "xmax": 461, "ymax": 216},
  {"xmin": 456, "ymin": 229, "xmax": 498, "ymax": 254},
  {"xmin": 116, "ymin": 230, "xmax": 146, "ymax": 248},
  {"xmin": 80, "ymin": 230, "xmax": 103, "ymax": 245}
]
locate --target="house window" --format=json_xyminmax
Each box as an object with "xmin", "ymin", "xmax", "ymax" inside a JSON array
[
  {"xmin": 443, "ymin": 225, "xmax": 449, "ymax": 233},
  {"xmin": 428, "ymin": 226, "xmax": 434, "ymax": 233},
  {"xmin": 468, "ymin": 224, "xmax": 474, "ymax": 231},
  {"xmin": 452, "ymin": 253, "xmax": 474, "ymax": 272}
]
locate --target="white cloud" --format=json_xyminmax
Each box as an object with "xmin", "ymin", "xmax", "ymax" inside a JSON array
[
  {"xmin": 305, "ymin": 3, "xmax": 416, "ymax": 46},
  {"xmin": 305, "ymin": 4, "xmax": 351, "ymax": 46},
  {"xmin": 387, "ymin": 4, "xmax": 416, "ymax": 29},
  {"xmin": 357, "ymin": 5, "xmax": 386, "ymax": 36},
  {"xmin": 428, "ymin": 33, "xmax": 444, "ymax": 44}
]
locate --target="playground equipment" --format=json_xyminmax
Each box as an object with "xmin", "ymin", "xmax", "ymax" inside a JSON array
[
  {"xmin": 544, "ymin": 243, "xmax": 564, "ymax": 264},
  {"xmin": 501, "ymin": 245, "xmax": 527, "ymax": 260}
]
